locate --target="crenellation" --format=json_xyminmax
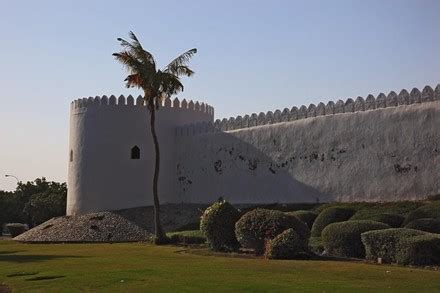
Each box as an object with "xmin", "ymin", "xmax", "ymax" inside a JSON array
[
  {"xmin": 127, "ymin": 95, "xmax": 134, "ymax": 106},
  {"xmin": 365, "ymin": 94, "xmax": 376, "ymax": 110},
  {"xmin": 410, "ymin": 88, "xmax": 422, "ymax": 104},
  {"xmin": 109, "ymin": 95, "xmax": 117, "ymax": 105},
  {"xmin": 281, "ymin": 108, "xmax": 290, "ymax": 121},
  {"xmin": 436, "ymin": 84, "xmax": 440, "ymax": 100},
  {"xmin": 173, "ymin": 97, "xmax": 180, "ymax": 108},
  {"xmin": 316, "ymin": 102, "xmax": 326, "ymax": 116},
  {"xmin": 164, "ymin": 97, "xmax": 172, "ymax": 107},
  {"xmin": 118, "ymin": 95, "xmax": 126, "ymax": 105},
  {"xmin": 376, "ymin": 93, "xmax": 386, "ymax": 108},
  {"xmin": 298, "ymin": 105, "xmax": 308, "ymax": 119},
  {"xmin": 307, "ymin": 104, "xmax": 317, "ymax": 117},
  {"xmin": 188, "ymin": 100, "xmax": 195, "ymax": 110},
  {"xmin": 344, "ymin": 98, "xmax": 355, "ymax": 113},
  {"xmin": 398, "ymin": 89, "xmax": 409, "ymax": 105},
  {"xmin": 290, "ymin": 107, "xmax": 299, "ymax": 121},
  {"xmin": 354, "ymin": 97, "xmax": 365, "ymax": 112},
  {"xmin": 266, "ymin": 111, "xmax": 274, "ymax": 124},
  {"xmin": 273, "ymin": 110, "xmax": 282, "ymax": 123},
  {"xmin": 101, "ymin": 95, "xmax": 109, "ymax": 106},
  {"xmin": 257, "ymin": 112, "xmax": 266, "ymax": 125},
  {"xmin": 422, "ymin": 86, "xmax": 434, "ymax": 102},
  {"xmin": 386, "ymin": 91, "xmax": 398, "ymax": 107},
  {"xmin": 334, "ymin": 100, "xmax": 344, "ymax": 114},
  {"xmin": 325, "ymin": 101, "xmax": 335, "ymax": 115},
  {"xmin": 249, "ymin": 113, "xmax": 258, "ymax": 127},
  {"xmin": 136, "ymin": 95, "xmax": 143, "ymax": 106}
]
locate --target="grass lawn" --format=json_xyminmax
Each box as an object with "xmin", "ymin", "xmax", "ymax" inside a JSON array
[{"xmin": 1, "ymin": 240, "xmax": 440, "ymax": 292}]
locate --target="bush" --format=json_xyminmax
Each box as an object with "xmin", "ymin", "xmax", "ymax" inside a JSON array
[
  {"xmin": 321, "ymin": 220, "xmax": 389, "ymax": 258},
  {"xmin": 350, "ymin": 213, "xmax": 404, "ymax": 228},
  {"xmin": 311, "ymin": 207, "xmax": 355, "ymax": 237},
  {"xmin": 266, "ymin": 229, "xmax": 307, "ymax": 259},
  {"xmin": 167, "ymin": 230, "xmax": 206, "ymax": 245},
  {"xmin": 404, "ymin": 218, "xmax": 440, "ymax": 234},
  {"xmin": 200, "ymin": 200, "xmax": 240, "ymax": 251},
  {"xmin": 396, "ymin": 234, "xmax": 440, "ymax": 266},
  {"xmin": 403, "ymin": 202, "xmax": 440, "ymax": 226},
  {"xmin": 235, "ymin": 209, "xmax": 310, "ymax": 255},
  {"xmin": 6, "ymin": 223, "xmax": 27, "ymax": 237},
  {"xmin": 361, "ymin": 228, "xmax": 426, "ymax": 263},
  {"xmin": 288, "ymin": 210, "xmax": 317, "ymax": 229}
]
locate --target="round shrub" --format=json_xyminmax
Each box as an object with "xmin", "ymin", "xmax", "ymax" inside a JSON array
[
  {"xmin": 321, "ymin": 220, "xmax": 389, "ymax": 258},
  {"xmin": 6, "ymin": 223, "xmax": 27, "ymax": 237},
  {"xmin": 200, "ymin": 200, "xmax": 240, "ymax": 251},
  {"xmin": 404, "ymin": 218, "xmax": 440, "ymax": 234},
  {"xmin": 403, "ymin": 202, "xmax": 440, "ymax": 226},
  {"xmin": 235, "ymin": 209, "xmax": 310, "ymax": 255},
  {"xmin": 361, "ymin": 228, "xmax": 426, "ymax": 263},
  {"xmin": 287, "ymin": 210, "xmax": 317, "ymax": 229},
  {"xmin": 266, "ymin": 229, "xmax": 306, "ymax": 259},
  {"xmin": 396, "ymin": 233, "xmax": 440, "ymax": 266},
  {"xmin": 311, "ymin": 207, "xmax": 355, "ymax": 237},
  {"xmin": 350, "ymin": 213, "xmax": 404, "ymax": 228}
]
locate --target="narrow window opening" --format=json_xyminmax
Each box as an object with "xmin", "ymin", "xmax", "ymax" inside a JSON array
[
  {"xmin": 70, "ymin": 150, "xmax": 73, "ymax": 162},
  {"xmin": 131, "ymin": 146, "xmax": 140, "ymax": 159}
]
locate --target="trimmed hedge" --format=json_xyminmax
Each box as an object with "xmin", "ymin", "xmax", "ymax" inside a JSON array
[
  {"xmin": 404, "ymin": 218, "xmax": 440, "ymax": 234},
  {"xmin": 350, "ymin": 213, "xmax": 404, "ymax": 228},
  {"xmin": 403, "ymin": 202, "xmax": 440, "ymax": 226},
  {"xmin": 361, "ymin": 228, "xmax": 426, "ymax": 263},
  {"xmin": 200, "ymin": 200, "xmax": 240, "ymax": 251},
  {"xmin": 321, "ymin": 220, "xmax": 389, "ymax": 258},
  {"xmin": 311, "ymin": 207, "xmax": 355, "ymax": 237},
  {"xmin": 288, "ymin": 210, "xmax": 317, "ymax": 229},
  {"xmin": 235, "ymin": 209, "xmax": 310, "ymax": 255},
  {"xmin": 167, "ymin": 230, "xmax": 206, "ymax": 245},
  {"xmin": 396, "ymin": 234, "xmax": 440, "ymax": 266},
  {"xmin": 6, "ymin": 223, "xmax": 27, "ymax": 237},
  {"xmin": 266, "ymin": 228, "xmax": 306, "ymax": 259}
]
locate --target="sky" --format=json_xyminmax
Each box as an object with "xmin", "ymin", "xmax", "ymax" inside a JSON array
[{"xmin": 0, "ymin": 0, "xmax": 439, "ymax": 191}]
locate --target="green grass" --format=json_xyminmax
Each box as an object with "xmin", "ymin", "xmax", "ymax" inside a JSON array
[
  {"xmin": 166, "ymin": 230, "xmax": 204, "ymax": 238},
  {"xmin": 1, "ymin": 240, "xmax": 440, "ymax": 292}
]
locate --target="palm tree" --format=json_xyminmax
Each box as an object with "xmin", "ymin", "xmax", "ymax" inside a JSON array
[{"xmin": 113, "ymin": 31, "xmax": 197, "ymax": 244}]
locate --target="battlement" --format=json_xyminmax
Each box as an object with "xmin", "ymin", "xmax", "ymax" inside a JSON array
[
  {"xmin": 176, "ymin": 84, "xmax": 440, "ymax": 136},
  {"xmin": 70, "ymin": 95, "xmax": 214, "ymax": 117}
]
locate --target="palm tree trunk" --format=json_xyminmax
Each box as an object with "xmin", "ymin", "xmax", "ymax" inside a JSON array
[{"xmin": 149, "ymin": 103, "xmax": 167, "ymax": 243}]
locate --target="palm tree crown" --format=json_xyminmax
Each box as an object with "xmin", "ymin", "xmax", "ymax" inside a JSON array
[{"xmin": 113, "ymin": 31, "xmax": 197, "ymax": 109}]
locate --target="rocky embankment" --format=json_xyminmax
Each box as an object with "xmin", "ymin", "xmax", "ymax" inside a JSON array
[{"xmin": 14, "ymin": 204, "xmax": 207, "ymax": 243}]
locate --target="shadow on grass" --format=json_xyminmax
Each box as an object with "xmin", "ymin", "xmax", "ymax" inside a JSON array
[
  {"xmin": 25, "ymin": 275, "xmax": 65, "ymax": 281},
  {"xmin": 7, "ymin": 272, "xmax": 39, "ymax": 277},
  {"xmin": 0, "ymin": 251, "xmax": 23, "ymax": 255},
  {"xmin": 0, "ymin": 251, "xmax": 86, "ymax": 263}
]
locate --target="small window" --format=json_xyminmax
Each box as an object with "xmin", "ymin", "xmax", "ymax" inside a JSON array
[
  {"xmin": 131, "ymin": 146, "xmax": 140, "ymax": 159},
  {"xmin": 70, "ymin": 150, "xmax": 73, "ymax": 162}
]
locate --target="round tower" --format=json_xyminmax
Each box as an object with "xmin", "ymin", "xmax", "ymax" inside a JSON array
[{"xmin": 67, "ymin": 95, "xmax": 214, "ymax": 215}]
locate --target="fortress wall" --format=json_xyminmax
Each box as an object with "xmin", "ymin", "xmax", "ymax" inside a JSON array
[
  {"xmin": 67, "ymin": 95, "xmax": 213, "ymax": 215},
  {"xmin": 175, "ymin": 100, "xmax": 440, "ymax": 204}
]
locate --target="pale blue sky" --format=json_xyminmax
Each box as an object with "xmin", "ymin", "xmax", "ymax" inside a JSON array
[{"xmin": 0, "ymin": 0, "xmax": 439, "ymax": 190}]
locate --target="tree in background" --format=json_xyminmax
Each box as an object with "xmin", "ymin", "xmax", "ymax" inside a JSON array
[
  {"xmin": 113, "ymin": 31, "xmax": 197, "ymax": 244},
  {"xmin": 0, "ymin": 177, "xmax": 67, "ymax": 233}
]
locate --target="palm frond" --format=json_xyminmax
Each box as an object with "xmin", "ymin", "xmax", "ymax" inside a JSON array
[
  {"xmin": 116, "ymin": 32, "xmax": 156, "ymax": 70},
  {"xmin": 112, "ymin": 51, "xmax": 143, "ymax": 72},
  {"xmin": 164, "ymin": 48, "xmax": 197, "ymax": 76}
]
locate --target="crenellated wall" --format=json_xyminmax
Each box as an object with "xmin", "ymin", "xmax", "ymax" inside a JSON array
[
  {"xmin": 174, "ymin": 84, "xmax": 440, "ymax": 204},
  {"xmin": 67, "ymin": 95, "xmax": 213, "ymax": 215},
  {"xmin": 68, "ymin": 84, "xmax": 440, "ymax": 214},
  {"xmin": 176, "ymin": 85, "xmax": 439, "ymax": 134}
]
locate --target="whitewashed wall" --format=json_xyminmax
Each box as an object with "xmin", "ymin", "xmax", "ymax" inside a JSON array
[
  {"xmin": 67, "ymin": 95, "xmax": 213, "ymax": 215},
  {"xmin": 175, "ymin": 100, "xmax": 440, "ymax": 203}
]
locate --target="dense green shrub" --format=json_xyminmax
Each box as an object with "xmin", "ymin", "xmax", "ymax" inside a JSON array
[
  {"xmin": 361, "ymin": 228, "xmax": 426, "ymax": 263},
  {"xmin": 311, "ymin": 207, "xmax": 355, "ymax": 237},
  {"xmin": 404, "ymin": 218, "xmax": 440, "ymax": 234},
  {"xmin": 288, "ymin": 210, "xmax": 317, "ymax": 229},
  {"xmin": 350, "ymin": 213, "xmax": 404, "ymax": 228},
  {"xmin": 308, "ymin": 237, "xmax": 324, "ymax": 255},
  {"xmin": 167, "ymin": 230, "xmax": 206, "ymax": 245},
  {"xmin": 200, "ymin": 200, "xmax": 240, "ymax": 251},
  {"xmin": 266, "ymin": 229, "xmax": 307, "ymax": 259},
  {"xmin": 321, "ymin": 220, "xmax": 389, "ymax": 258},
  {"xmin": 403, "ymin": 202, "xmax": 440, "ymax": 226},
  {"xmin": 396, "ymin": 234, "xmax": 440, "ymax": 266},
  {"xmin": 6, "ymin": 223, "xmax": 27, "ymax": 237},
  {"xmin": 235, "ymin": 209, "xmax": 310, "ymax": 255}
]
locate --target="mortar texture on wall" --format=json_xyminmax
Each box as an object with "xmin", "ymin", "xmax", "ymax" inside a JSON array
[{"xmin": 175, "ymin": 101, "xmax": 440, "ymax": 203}]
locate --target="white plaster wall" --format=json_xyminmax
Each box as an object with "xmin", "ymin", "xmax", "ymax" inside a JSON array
[
  {"xmin": 175, "ymin": 101, "xmax": 440, "ymax": 203},
  {"xmin": 67, "ymin": 97, "xmax": 213, "ymax": 215}
]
